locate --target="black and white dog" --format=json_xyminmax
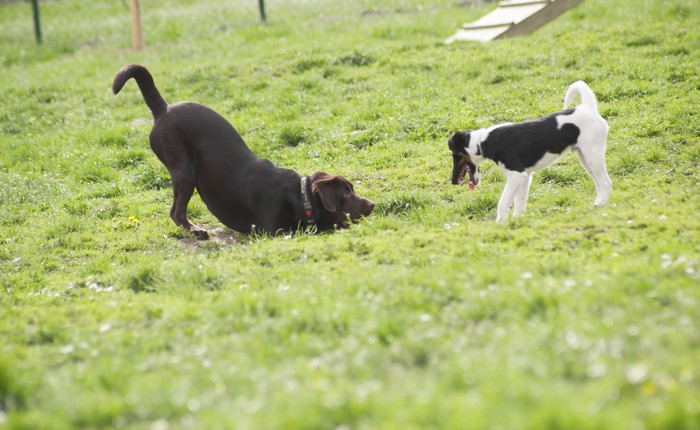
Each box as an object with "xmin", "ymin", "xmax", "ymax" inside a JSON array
[{"xmin": 448, "ymin": 81, "xmax": 611, "ymax": 222}]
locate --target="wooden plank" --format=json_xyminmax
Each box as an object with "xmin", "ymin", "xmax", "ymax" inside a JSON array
[
  {"xmin": 448, "ymin": 26, "xmax": 512, "ymax": 42},
  {"xmin": 446, "ymin": 0, "xmax": 584, "ymax": 43},
  {"xmin": 463, "ymin": 21, "xmax": 514, "ymax": 30},
  {"xmin": 499, "ymin": 0, "xmax": 549, "ymax": 8},
  {"xmin": 496, "ymin": 0, "xmax": 584, "ymax": 39},
  {"xmin": 463, "ymin": 3, "xmax": 547, "ymax": 29}
]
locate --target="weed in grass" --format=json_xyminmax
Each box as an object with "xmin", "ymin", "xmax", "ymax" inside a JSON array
[
  {"xmin": 625, "ymin": 35, "xmax": 660, "ymax": 47},
  {"xmin": 126, "ymin": 265, "xmax": 160, "ymax": 293},
  {"xmin": 331, "ymin": 51, "xmax": 376, "ymax": 67},
  {"xmin": 612, "ymin": 151, "xmax": 644, "ymax": 177},
  {"xmin": 112, "ymin": 216, "xmax": 140, "ymax": 231},
  {"xmin": 278, "ymin": 123, "xmax": 309, "ymax": 147},
  {"xmin": 295, "ymin": 57, "xmax": 327, "ymax": 74}
]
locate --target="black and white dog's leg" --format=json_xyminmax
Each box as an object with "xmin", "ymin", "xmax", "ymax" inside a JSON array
[
  {"xmin": 497, "ymin": 171, "xmax": 530, "ymax": 222},
  {"xmin": 513, "ymin": 173, "xmax": 533, "ymax": 218},
  {"xmin": 574, "ymin": 146, "xmax": 612, "ymax": 206}
]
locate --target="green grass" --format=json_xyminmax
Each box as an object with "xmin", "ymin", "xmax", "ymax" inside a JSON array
[{"xmin": 1, "ymin": 0, "xmax": 699, "ymax": 428}]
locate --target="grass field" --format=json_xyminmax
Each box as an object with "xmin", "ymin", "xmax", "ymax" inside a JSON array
[{"xmin": 1, "ymin": 0, "xmax": 699, "ymax": 428}]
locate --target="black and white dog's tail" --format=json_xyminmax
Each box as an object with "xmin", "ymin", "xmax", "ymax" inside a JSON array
[{"xmin": 563, "ymin": 80, "xmax": 598, "ymax": 111}]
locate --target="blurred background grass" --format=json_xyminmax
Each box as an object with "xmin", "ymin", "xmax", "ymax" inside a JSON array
[{"xmin": 1, "ymin": 0, "xmax": 493, "ymax": 66}]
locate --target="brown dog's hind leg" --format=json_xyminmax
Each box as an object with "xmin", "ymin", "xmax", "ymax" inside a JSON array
[
  {"xmin": 152, "ymin": 131, "xmax": 209, "ymax": 240},
  {"xmin": 169, "ymin": 170, "xmax": 209, "ymax": 240}
]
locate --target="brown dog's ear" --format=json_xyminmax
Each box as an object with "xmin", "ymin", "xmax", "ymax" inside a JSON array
[{"xmin": 311, "ymin": 176, "xmax": 338, "ymax": 213}]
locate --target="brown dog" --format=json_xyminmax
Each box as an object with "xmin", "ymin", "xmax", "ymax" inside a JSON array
[{"xmin": 112, "ymin": 64, "xmax": 374, "ymax": 239}]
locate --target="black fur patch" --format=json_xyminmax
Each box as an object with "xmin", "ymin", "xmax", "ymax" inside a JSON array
[{"xmin": 481, "ymin": 110, "xmax": 580, "ymax": 172}]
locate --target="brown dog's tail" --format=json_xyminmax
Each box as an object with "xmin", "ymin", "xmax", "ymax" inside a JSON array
[{"xmin": 112, "ymin": 64, "xmax": 168, "ymax": 120}]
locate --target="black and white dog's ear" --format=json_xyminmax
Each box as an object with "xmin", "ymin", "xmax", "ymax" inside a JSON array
[{"xmin": 448, "ymin": 131, "xmax": 470, "ymax": 152}]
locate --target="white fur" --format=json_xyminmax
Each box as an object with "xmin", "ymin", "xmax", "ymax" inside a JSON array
[
  {"xmin": 560, "ymin": 82, "xmax": 611, "ymax": 207},
  {"xmin": 467, "ymin": 81, "xmax": 611, "ymax": 222},
  {"xmin": 564, "ymin": 80, "xmax": 598, "ymax": 111}
]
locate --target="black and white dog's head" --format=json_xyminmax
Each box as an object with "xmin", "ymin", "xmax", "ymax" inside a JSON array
[{"xmin": 448, "ymin": 131, "xmax": 481, "ymax": 187}]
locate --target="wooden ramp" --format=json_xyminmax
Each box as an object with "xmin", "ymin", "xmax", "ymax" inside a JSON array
[{"xmin": 446, "ymin": 0, "xmax": 584, "ymax": 43}]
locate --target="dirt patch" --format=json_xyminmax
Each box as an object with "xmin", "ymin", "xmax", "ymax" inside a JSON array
[{"xmin": 178, "ymin": 226, "xmax": 240, "ymax": 250}]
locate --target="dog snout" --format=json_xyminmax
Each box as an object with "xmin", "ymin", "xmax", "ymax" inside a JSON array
[{"xmin": 364, "ymin": 199, "xmax": 375, "ymax": 216}]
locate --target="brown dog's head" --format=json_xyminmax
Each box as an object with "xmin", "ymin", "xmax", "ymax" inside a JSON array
[
  {"xmin": 448, "ymin": 131, "xmax": 480, "ymax": 187},
  {"xmin": 309, "ymin": 172, "xmax": 374, "ymax": 230}
]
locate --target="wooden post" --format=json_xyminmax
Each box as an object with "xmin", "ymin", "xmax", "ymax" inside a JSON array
[
  {"xmin": 258, "ymin": 0, "xmax": 267, "ymax": 22},
  {"xmin": 130, "ymin": 0, "xmax": 144, "ymax": 49},
  {"xmin": 31, "ymin": 0, "xmax": 42, "ymax": 44}
]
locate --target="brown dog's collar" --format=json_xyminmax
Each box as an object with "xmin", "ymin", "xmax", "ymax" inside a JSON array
[{"xmin": 300, "ymin": 176, "xmax": 317, "ymax": 226}]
